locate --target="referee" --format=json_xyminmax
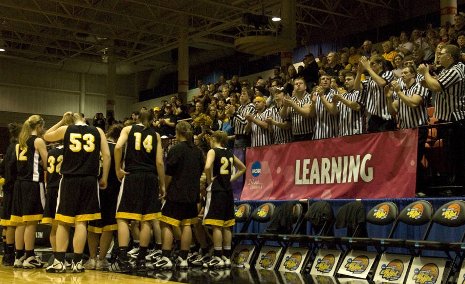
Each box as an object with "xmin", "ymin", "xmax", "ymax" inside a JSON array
[
  {"xmin": 386, "ymin": 66, "xmax": 429, "ymax": 191},
  {"xmin": 281, "ymin": 77, "xmax": 314, "ymax": 141},
  {"xmin": 418, "ymin": 44, "xmax": 465, "ymax": 187},
  {"xmin": 309, "ymin": 75, "xmax": 339, "ymax": 140},
  {"xmin": 333, "ymin": 72, "xmax": 365, "ymax": 136},
  {"xmin": 245, "ymin": 96, "xmax": 274, "ymax": 147},
  {"xmin": 266, "ymin": 87, "xmax": 292, "ymax": 144},
  {"xmin": 226, "ymin": 87, "xmax": 255, "ymax": 148},
  {"xmin": 355, "ymin": 55, "xmax": 396, "ymax": 132}
]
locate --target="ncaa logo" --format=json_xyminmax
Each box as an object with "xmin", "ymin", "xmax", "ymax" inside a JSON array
[{"xmin": 251, "ymin": 161, "xmax": 261, "ymax": 177}]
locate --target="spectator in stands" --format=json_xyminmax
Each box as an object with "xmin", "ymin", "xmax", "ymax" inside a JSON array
[
  {"xmin": 191, "ymin": 101, "xmax": 204, "ymax": 120},
  {"xmin": 411, "ymin": 29, "xmax": 434, "ymax": 62},
  {"xmin": 355, "ymin": 55, "xmax": 396, "ymax": 132},
  {"xmin": 225, "ymin": 87, "xmax": 255, "ymax": 147},
  {"xmin": 245, "ymin": 96, "xmax": 273, "ymax": 147},
  {"xmin": 418, "ymin": 44, "xmax": 465, "ymax": 187},
  {"xmin": 255, "ymin": 78, "xmax": 269, "ymax": 98},
  {"xmin": 309, "ymin": 75, "xmax": 339, "ymax": 139},
  {"xmin": 333, "ymin": 72, "xmax": 364, "ymax": 136},
  {"xmin": 439, "ymin": 26, "xmax": 450, "ymax": 43},
  {"xmin": 299, "ymin": 53, "xmax": 319, "ymax": 90},
  {"xmin": 208, "ymin": 105, "xmax": 222, "ymax": 131},
  {"xmin": 340, "ymin": 51, "xmax": 351, "ymax": 70},
  {"xmin": 361, "ymin": 40, "xmax": 373, "ymax": 57},
  {"xmin": 229, "ymin": 75, "xmax": 241, "ymax": 93},
  {"xmin": 216, "ymin": 75, "xmax": 226, "ymax": 92},
  {"xmin": 397, "ymin": 31, "xmax": 414, "ymax": 55},
  {"xmin": 322, "ymin": 52, "xmax": 343, "ymax": 77},
  {"xmin": 456, "ymin": 31, "xmax": 465, "ymax": 60},
  {"xmin": 426, "ymin": 28, "xmax": 440, "ymax": 48},
  {"xmin": 158, "ymin": 103, "xmax": 177, "ymax": 137},
  {"xmin": 93, "ymin": 112, "xmax": 106, "ymax": 130},
  {"xmin": 392, "ymin": 53, "xmax": 404, "ymax": 78},
  {"xmin": 270, "ymin": 66, "xmax": 283, "ymax": 84},
  {"xmin": 454, "ymin": 13, "xmax": 465, "ymax": 33},
  {"xmin": 266, "ymin": 87, "xmax": 292, "ymax": 144},
  {"xmin": 348, "ymin": 46, "xmax": 361, "ymax": 66},
  {"xmin": 382, "ymin": 41, "xmax": 398, "ymax": 69},
  {"xmin": 281, "ymin": 77, "xmax": 314, "ymax": 141},
  {"xmin": 131, "ymin": 111, "xmax": 139, "ymax": 122}
]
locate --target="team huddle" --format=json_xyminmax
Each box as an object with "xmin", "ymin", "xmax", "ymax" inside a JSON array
[{"xmin": 0, "ymin": 108, "xmax": 246, "ymax": 273}]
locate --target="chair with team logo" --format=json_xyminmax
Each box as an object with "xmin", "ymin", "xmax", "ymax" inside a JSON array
[
  {"xmin": 231, "ymin": 202, "xmax": 276, "ymax": 268},
  {"xmin": 332, "ymin": 202, "xmax": 398, "ymax": 280},
  {"xmin": 367, "ymin": 200, "xmax": 434, "ymax": 283},
  {"xmin": 403, "ymin": 200, "xmax": 465, "ymax": 283},
  {"xmin": 233, "ymin": 203, "xmax": 253, "ymax": 234}
]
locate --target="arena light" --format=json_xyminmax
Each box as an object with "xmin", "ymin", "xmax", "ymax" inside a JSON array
[{"xmin": 271, "ymin": 16, "xmax": 281, "ymax": 22}]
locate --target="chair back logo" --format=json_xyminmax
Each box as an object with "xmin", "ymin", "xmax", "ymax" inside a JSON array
[
  {"xmin": 235, "ymin": 205, "xmax": 245, "ymax": 218},
  {"xmin": 407, "ymin": 203, "xmax": 424, "ymax": 219},
  {"xmin": 373, "ymin": 204, "xmax": 390, "ymax": 219},
  {"xmin": 232, "ymin": 248, "xmax": 250, "ymax": 265},
  {"xmin": 257, "ymin": 204, "xmax": 270, "ymax": 218},
  {"xmin": 442, "ymin": 203, "xmax": 460, "ymax": 220}
]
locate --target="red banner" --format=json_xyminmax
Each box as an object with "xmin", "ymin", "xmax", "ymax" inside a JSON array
[{"xmin": 240, "ymin": 129, "xmax": 418, "ymax": 200}]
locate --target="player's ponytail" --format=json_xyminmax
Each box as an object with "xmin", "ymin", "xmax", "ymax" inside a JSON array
[
  {"xmin": 19, "ymin": 115, "xmax": 44, "ymax": 148},
  {"xmin": 211, "ymin": 130, "xmax": 228, "ymax": 147},
  {"xmin": 139, "ymin": 108, "xmax": 154, "ymax": 129},
  {"xmin": 176, "ymin": 121, "xmax": 194, "ymax": 147}
]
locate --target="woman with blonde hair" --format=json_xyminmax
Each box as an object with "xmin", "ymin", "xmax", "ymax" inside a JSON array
[{"xmin": 11, "ymin": 115, "xmax": 48, "ymax": 268}]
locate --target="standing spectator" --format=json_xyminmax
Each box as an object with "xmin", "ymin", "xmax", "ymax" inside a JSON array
[
  {"xmin": 245, "ymin": 96, "xmax": 274, "ymax": 147},
  {"xmin": 333, "ymin": 72, "xmax": 365, "ymax": 136},
  {"xmin": 266, "ymin": 87, "xmax": 292, "ymax": 144},
  {"xmin": 323, "ymin": 52, "xmax": 344, "ymax": 77},
  {"xmin": 392, "ymin": 53, "xmax": 404, "ymax": 78},
  {"xmin": 93, "ymin": 113, "xmax": 106, "ymax": 130},
  {"xmin": 309, "ymin": 75, "xmax": 339, "ymax": 140},
  {"xmin": 397, "ymin": 31, "xmax": 414, "ymax": 55},
  {"xmin": 361, "ymin": 40, "xmax": 373, "ymax": 58},
  {"xmin": 281, "ymin": 77, "xmax": 314, "ymax": 141},
  {"xmin": 225, "ymin": 87, "xmax": 255, "ymax": 148},
  {"xmin": 355, "ymin": 55, "xmax": 396, "ymax": 132},
  {"xmin": 382, "ymin": 41, "xmax": 398, "ymax": 69},
  {"xmin": 418, "ymin": 44, "xmax": 465, "ymax": 187},
  {"xmin": 159, "ymin": 103, "xmax": 177, "ymax": 137},
  {"xmin": 299, "ymin": 53, "xmax": 319, "ymax": 90}
]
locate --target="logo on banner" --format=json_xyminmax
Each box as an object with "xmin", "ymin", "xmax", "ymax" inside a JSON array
[
  {"xmin": 283, "ymin": 252, "xmax": 303, "ymax": 271},
  {"xmin": 442, "ymin": 203, "xmax": 461, "ymax": 220},
  {"xmin": 373, "ymin": 204, "xmax": 390, "ymax": 219},
  {"xmin": 345, "ymin": 255, "xmax": 369, "ymax": 274},
  {"xmin": 379, "ymin": 259, "xmax": 404, "ymax": 281},
  {"xmin": 251, "ymin": 161, "xmax": 261, "ymax": 177},
  {"xmin": 412, "ymin": 263, "xmax": 439, "ymax": 284},
  {"xmin": 232, "ymin": 249, "xmax": 250, "ymax": 265},
  {"xmin": 315, "ymin": 254, "xmax": 336, "ymax": 273},
  {"xmin": 407, "ymin": 203, "xmax": 424, "ymax": 220},
  {"xmin": 258, "ymin": 250, "xmax": 277, "ymax": 269}
]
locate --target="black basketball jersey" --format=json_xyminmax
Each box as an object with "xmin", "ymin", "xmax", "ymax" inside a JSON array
[
  {"xmin": 211, "ymin": 147, "xmax": 234, "ymax": 192},
  {"xmin": 2, "ymin": 143, "xmax": 17, "ymax": 189},
  {"xmin": 107, "ymin": 141, "xmax": 120, "ymax": 187},
  {"xmin": 61, "ymin": 124, "xmax": 101, "ymax": 176},
  {"xmin": 16, "ymin": 135, "xmax": 44, "ymax": 182},
  {"xmin": 46, "ymin": 145, "xmax": 63, "ymax": 188},
  {"xmin": 124, "ymin": 124, "xmax": 159, "ymax": 173}
]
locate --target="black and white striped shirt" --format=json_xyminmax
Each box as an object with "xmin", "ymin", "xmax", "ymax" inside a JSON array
[
  {"xmin": 233, "ymin": 103, "xmax": 255, "ymax": 135},
  {"xmin": 313, "ymin": 89, "xmax": 339, "ymax": 140},
  {"xmin": 363, "ymin": 70, "xmax": 395, "ymax": 119},
  {"xmin": 338, "ymin": 89, "xmax": 364, "ymax": 136},
  {"xmin": 250, "ymin": 108, "xmax": 274, "ymax": 147},
  {"xmin": 434, "ymin": 62, "xmax": 465, "ymax": 121},
  {"xmin": 269, "ymin": 105, "xmax": 292, "ymax": 144},
  {"xmin": 289, "ymin": 92, "xmax": 314, "ymax": 135},
  {"xmin": 394, "ymin": 79, "xmax": 429, "ymax": 129}
]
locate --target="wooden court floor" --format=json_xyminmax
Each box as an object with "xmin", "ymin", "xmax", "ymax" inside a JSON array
[{"xmin": 0, "ymin": 256, "xmax": 183, "ymax": 284}]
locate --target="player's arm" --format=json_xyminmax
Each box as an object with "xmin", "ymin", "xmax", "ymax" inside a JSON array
[
  {"xmin": 44, "ymin": 112, "xmax": 72, "ymax": 142},
  {"xmin": 155, "ymin": 133, "xmax": 166, "ymax": 198},
  {"xmin": 231, "ymin": 155, "xmax": 246, "ymax": 182},
  {"xmin": 98, "ymin": 128, "xmax": 111, "ymax": 189},
  {"xmin": 204, "ymin": 149, "xmax": 215, "ymax": 185},
  {"xmin": 114, "ymin": 126, "xmax": 131, "ymax": 181}
]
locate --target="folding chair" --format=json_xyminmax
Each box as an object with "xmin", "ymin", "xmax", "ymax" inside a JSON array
[
  {"xmin": 404, "ymin": 200, "xmax": 465, "ymax": 282},
  {"xmin": 233, "ymin": 203, "xmax": 253, "ymax": 234},
  {"xmin": 231, "ymin": 202, "xmax": 276, "ymax": 268}
]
